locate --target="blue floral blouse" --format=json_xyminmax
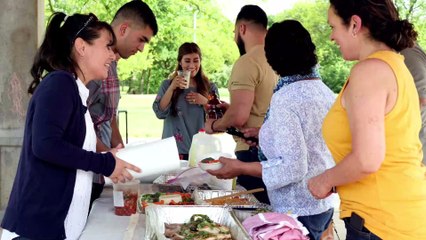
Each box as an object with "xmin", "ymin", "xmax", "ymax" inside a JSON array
[{"xmin": 259, "ymin": 79, "xmax": 336, "ymax": 216}]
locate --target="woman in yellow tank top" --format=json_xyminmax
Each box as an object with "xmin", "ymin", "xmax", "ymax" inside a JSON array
[{"xmin": 307, "ymin": 1, "xmax": 426, "ymax": 239}]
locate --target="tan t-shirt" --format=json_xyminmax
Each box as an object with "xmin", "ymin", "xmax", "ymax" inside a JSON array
[{"xmin": 228, "ymin": 44, "xmax": 278, "ymax": 151}]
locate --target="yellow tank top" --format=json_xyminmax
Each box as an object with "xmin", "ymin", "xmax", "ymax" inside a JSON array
[{"xmin": 323, "ymin": 51, "xmax": 426, "ymax": 240}]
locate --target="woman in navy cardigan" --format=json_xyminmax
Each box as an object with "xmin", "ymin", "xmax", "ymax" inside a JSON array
[{"xmin": 1, "ymin": 12, "xmax": 140, "ymax": 240}]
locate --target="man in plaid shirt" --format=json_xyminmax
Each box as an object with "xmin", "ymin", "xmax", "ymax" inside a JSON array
[
  {"xmin": 87, "ymin": 61, "xmax": 121, "ymax": 151},
  {"xmin": 87, "ymin": 0, "xmax": 158, "ymax": 205}
]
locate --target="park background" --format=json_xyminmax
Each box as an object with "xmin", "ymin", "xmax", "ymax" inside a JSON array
[{"xmin": 46, "ymin": 0, "xmax": 426, "ymax": 140}]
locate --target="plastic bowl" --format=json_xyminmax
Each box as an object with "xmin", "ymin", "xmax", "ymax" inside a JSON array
[
  {"xmin": 197, "ymin": 152, "xmax": 233, "ymax": 162},
  {"xmin": 198, "ymin": 161, "xmax": 223, "ymax": 171},
  {"xmin": 197, "ymin": 152, "xmax": 233, "ymax": 171}
]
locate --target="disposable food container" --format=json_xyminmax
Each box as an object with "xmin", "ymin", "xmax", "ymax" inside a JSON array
[
  {"xmin": 193, "ymin": 189, "xmax": 261, "ymax": 209},
  {"xmin": 113, "ymin": 179, "xmax": 140, "ymax": 216},
  {"xmin": 198, "ymin": 161, "xmax": 223, "ymax": 171},
  {"xmin": 144, "ymin": 205, "xmax": 251, "ymax": 240}
]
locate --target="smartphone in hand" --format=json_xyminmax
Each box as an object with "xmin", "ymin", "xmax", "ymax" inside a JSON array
[{"xmin": 226, "ymin": 127, "xmax": 258, "ymax": 144}]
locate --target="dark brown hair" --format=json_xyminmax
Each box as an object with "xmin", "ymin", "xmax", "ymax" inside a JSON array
[
  {"xmin": 330, "ymin": 0, "xmax": 417, "ymax": 51},
  {"xmin": 265, "ymin": 20, "xmax": 317, "ymax": 76},
  {"xmin": 170, "ymin": 42, "xmax": 211, "ymax": 116},
  {"xmin": 29, "ymin": 12, "xmax": 116, "ymax": 94},
  {"xmin": 112, "ymin": 0, "xmax": 158, "ymax": 36}
]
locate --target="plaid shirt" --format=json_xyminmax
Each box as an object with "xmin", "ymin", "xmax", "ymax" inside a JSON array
[
  {"xmin": 87, "ymin": 61, "xmax": 119, "ymax": 184},
  {"xmin": 87, "ymin": 61, "xmax": 120, "ymax": 135}
]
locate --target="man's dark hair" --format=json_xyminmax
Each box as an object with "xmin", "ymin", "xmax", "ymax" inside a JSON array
[
  {"xmin": 236, "ymin": 5, "xmax": 267, "ymax": 29},
  {"xmin": 113, "ymin": 0, "xmax": 158, "ymax": 35}
]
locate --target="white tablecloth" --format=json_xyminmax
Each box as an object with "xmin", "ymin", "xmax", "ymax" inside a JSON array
[
  {"xmin": 79, "ymin": 183, "xmax": 248, "ymax": 240},
  {"xmin": 79, "ymin": 184, "xmax": 157, "ymax": 240}
]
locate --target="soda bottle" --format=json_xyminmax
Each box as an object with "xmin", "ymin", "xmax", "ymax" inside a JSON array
[{"xmin": 207, "ymin": 91, "xmax": 223, "ymax": 119}]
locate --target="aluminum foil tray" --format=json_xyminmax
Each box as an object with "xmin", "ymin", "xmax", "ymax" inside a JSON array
[
  {"xmin": 144, "ymin": 205, "xmax": 251, "ymax": 240},
  {"xmin": 153, "ymin": 172, "xmax": 212, "ymax": 193},
  {"xmin": 193, "ymin": 189, "xmax": 261, "ymax": 208},
  {"xmin": 152, "ymin": 173, "xmax": 176, "ymax": 184}
]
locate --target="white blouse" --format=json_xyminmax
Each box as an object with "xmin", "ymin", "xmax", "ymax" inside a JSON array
[{"xmin": 63, "ymin": 78, "xmax": 97, "ymax": 240}]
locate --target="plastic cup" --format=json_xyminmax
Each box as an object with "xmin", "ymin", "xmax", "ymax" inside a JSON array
[
  {"xmin": 177, "ymin": 70, "xmax": 190, "ymax": 89},
  {"xmin": 113, "ymin": 179, "xmax": 140, "ymax": 216}
]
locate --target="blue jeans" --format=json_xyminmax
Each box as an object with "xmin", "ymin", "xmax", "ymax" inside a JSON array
[
  {"xmin": 344, "ymin": 218, "xmax": 382, "ymax": 240},
  {"xmin": 297, "ymin": 208, "xmax": 334, "ymax": 240},
  {"xmin": 235, "ymin": 147, "xmax": 270, "ymax": 204}
]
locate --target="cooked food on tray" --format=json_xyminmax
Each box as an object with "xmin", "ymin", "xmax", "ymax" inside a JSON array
[
  {"xmin": 155, "ymin": 183, "xmax": 184, "ymax": 193},
  {"xmin": 164, "ymin": 214, "xmax": 233, "ymax": 240},
  {"xmin": 193, "ymin": 190, "xmax": 260, "ymax": 208},
  {"xmin": 208, "ymin": 196, "xmax": 250, "ymax": 206},
  {"xmin": 139, "ymin": 192, "xmax": 194, "ymax": 211}
]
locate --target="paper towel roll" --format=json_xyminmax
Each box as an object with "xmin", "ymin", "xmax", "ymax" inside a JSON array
[{"xmin": 114, "ymin": 137, "xmax": 180, "ymax": 183}]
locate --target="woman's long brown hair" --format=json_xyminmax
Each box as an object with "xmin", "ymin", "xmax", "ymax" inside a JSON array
[{"xmin": 170, "ymin": 42, "xmax": 211, "ymax": 116}]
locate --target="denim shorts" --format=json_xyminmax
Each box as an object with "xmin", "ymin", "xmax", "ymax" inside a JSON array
[{"xmin": 297, "ymin": 208, "xmax": 334, "ymax": 240}]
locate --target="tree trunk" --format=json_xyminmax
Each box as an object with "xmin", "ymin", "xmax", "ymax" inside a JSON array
[{"xmin": 146, "ymin": 69, "xmax": 152, "ymax": 94}]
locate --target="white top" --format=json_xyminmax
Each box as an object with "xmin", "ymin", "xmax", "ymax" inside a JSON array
[{"xmin": 63, "ymin": 78, "xmax": 97, "ymax": 240}]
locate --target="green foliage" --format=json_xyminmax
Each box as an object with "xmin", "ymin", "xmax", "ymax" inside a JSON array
[
  {"xmin": 271, "ymin": 0, "xmax": 351, "ymax": 93},
  {"xmin": 141, "ymin": 0, "xmax": 239, "ymax": 93},
  {"xmin": 45, "ymin": 0, "xmax": 426, "ymax": 94},
  {"xmin": 271, "ymin": 0, "xmax": 426, "ymax": 93},
  {"xmin": 394, "ymin": 0, "xmax": 426, "ymax": 47},
  {"xmin": 45, "ymin": 0, "xmax": 238, "ymax": 94}
]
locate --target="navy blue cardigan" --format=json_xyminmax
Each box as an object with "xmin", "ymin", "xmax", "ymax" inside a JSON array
[{"xmin": 1, "ymin": 71, "xmax": 116, "ymax": 240}]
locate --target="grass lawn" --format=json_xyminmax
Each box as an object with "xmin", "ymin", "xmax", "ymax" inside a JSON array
[{"xmin": 117, "ymin": 88, "xmax": 230, "ymax": 140}]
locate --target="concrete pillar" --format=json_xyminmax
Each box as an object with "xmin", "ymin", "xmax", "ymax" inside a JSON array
[{"xmin": 0, "ymin": 0, "xmax": 43, "ymax": 209}]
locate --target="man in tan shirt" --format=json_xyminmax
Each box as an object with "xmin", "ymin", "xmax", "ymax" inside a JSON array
[{"xmin": 205, "ymin": 5, "xmax": 277, "ymax": 203}]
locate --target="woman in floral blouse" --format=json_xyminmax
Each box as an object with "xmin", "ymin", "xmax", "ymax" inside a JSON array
[{"xmin": 208, "ymin": 20, "xmax": 336, "ymax": 239}]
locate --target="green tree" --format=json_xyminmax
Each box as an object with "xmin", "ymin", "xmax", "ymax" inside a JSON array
[
  {"xmin": 395, "ymin": 0, "xmax": 426, "ymax": 47},
  {"xmin": 45, "ymin": 0, "xmax": 239, "ymax": 94},
  {"xmin": 271, "ymin": 0, "xmax": 352, "ymax": 92},
  {"xmin": 271, "ymin": 0, "xmax": 426, "ymax": 93}
]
